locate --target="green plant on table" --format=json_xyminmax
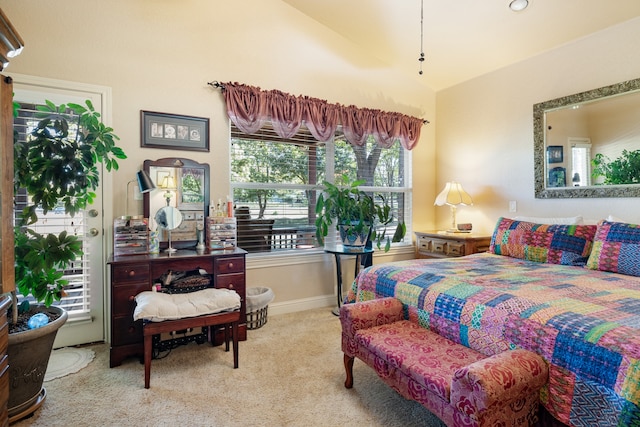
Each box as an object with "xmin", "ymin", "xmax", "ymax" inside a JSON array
[{"xmin": 315, "ymin": 175, "xmax": 406, "ymax": 252}]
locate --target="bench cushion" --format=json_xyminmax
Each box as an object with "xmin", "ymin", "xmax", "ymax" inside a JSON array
[
  {"xmin": 134, "ymin": 288, "xmax": 241, "ymax": 322},
  {"xmin": 354, "ymin": 320, "xmax": 486, "ymax": 401}
]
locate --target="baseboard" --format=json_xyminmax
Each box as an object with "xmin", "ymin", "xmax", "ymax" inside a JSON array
[{"xmin": 267, "ymin": 295, "xmax": 336, "ymax": 316}]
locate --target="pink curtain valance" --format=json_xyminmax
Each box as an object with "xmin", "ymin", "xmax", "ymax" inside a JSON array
[{"xmin": 220, "ymin": 82, "xmax": 424, "ymax": 150}]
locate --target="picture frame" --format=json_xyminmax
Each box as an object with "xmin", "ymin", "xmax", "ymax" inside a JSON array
[
  {"xmin": 547, "ymin": 145, "xmax": 563, "ymax": 164},
  {"xmin": 141, "ymin": 110, "xmax": 209, "ymax": 152},
  {"xmin": 548, "ymin": 166, "xmax": 566, "ymax": 188}
]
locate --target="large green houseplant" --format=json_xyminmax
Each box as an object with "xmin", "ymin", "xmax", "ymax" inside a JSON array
[
  {"xmin": 9, "ymin": 99, "xmax": 126, "ymax": 421},
  {"xmin": 315, "ymin": 176, "xmax": 406, "ymax": 252}
]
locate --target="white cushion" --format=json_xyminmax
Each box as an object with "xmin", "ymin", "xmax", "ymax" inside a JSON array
[
  {"xmin": 513, "ymin": 215, "xmax": 584, "ymax": 225},
  {"xmin": 134, "ymin": 288, "xmax": 241, "ymax": 322}
]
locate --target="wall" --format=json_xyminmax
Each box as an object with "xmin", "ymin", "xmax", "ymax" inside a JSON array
[
  {"xmin": 1, "ymin": 0, "xmax": 434, "ymax": 315},
  {"xmin": 436, "ymin": 17, "xmax": 640, "ymax": 234}
]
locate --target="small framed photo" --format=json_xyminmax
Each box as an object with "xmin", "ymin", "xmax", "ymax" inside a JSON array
[
  {"xmin": 141, "ymin": 111, "xmax": 209, "ymax": 152},
  {"xmin": 547, "ymin": 145, "xmax": 563, "ymax": 164}
]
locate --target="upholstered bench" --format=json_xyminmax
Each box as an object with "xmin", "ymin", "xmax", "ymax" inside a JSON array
[
  {"xmin": 340, "ymin": 297, "xmax": 549, "ymax": 427},
  {"xmin": 134, "ymin": 288, "xmax": 242, "ymax": 389}
]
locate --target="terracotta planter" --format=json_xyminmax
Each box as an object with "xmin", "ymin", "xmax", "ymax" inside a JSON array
[{"xmin": 8, "ymin": 305, "xmax": 67, "ymax": 423}]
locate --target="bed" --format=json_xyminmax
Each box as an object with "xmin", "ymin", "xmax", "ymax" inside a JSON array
[{"xmin": 346, "ymin": 218, "xmax": 640, "ymax": 427}]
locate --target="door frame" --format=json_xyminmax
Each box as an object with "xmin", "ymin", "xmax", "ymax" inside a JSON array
[{"xmin": 9, "ymin": 72, "xmax": 114, "ymax": 347}]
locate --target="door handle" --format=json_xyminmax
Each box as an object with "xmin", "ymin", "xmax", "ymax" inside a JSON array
[
  {"xmin": 89, "ymin": 228, "xmax": 100, "ymax": 237},
  {"xmin": 88, "ymin": 209, "xmax": 99, "ymax": 218}
]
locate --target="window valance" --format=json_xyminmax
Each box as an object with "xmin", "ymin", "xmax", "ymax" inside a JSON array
[{"xmin": 218, "ymin": 81, "xmax": 424, "ymax": 150}]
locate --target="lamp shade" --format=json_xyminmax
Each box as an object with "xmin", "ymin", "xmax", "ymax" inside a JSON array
[
  {"xmin": 434, "ymin": 182, "xmax": 473, "ymax": 207},
  {"xmin": 137, "ymin": 170, "xmax": 156, "ymax": 193},
  {"xmin": 160, "ymin": 175, "xmax": 177, "ymax": 190}
]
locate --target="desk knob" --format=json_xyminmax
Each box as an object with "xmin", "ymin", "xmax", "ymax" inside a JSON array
[
  {"xmin": 128, "ymin": 270, "xmax": 136, "ymax": 277},
  {"xmin": 228, "ymin": 262, "xmax": 234, "ymax": 269},
  {"xmin": 128, "ymin": 295, "xmax": 135, "ymax": 302},
  {"xmin": 228, "ymin": 284, "xmax": 235, "ymax": 289}
]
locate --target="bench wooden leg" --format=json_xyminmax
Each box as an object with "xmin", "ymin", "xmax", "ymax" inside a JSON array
[
  {"xmin": 344, "ymin": 354, "xmax": 354, "ymax": 388},
  {"xmin": 232, "ymin": 321, "xmax": 239, "ymax": 369},
  {"xmin": 144, "ymin": 333, "xmax": 153, "ymax": 389}
]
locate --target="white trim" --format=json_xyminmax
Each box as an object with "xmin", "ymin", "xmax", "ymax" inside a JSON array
[{"xmin": 244, "ymin": 243, "xmax": 414, "ymax": 270}]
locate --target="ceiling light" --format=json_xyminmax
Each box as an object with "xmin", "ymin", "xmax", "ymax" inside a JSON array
[{"xmin": 509, "ymin": 0, "xmax": 529, "ymax": 12}]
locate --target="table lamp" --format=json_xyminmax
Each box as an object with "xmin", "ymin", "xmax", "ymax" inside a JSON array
[
  {"xmin": 123, "ymin": 170, "xmax": 156, "ymax": 219},
  {"xmin": 434, "ymin": 181, "xmax": 473, "ymax": 233},
  {"xmin": 160, "ymin": 175, "xmax": 177, "ymax": 206}
]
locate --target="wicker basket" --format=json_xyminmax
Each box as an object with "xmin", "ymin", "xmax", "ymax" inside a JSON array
[
  {"xmin": 246, "ymin": 287, "xmax": 274, "ymax": 330},
  {"xmin": 247, "ymin": 305, "xmax": 269, "ymax": 330}
]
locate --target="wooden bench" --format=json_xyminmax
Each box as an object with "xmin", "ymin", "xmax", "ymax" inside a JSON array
[
  {"xmin": 341, "ymin": 297, "xmax": 549, "ymax": 426},
  {"xmin": 143, "ymin": 310, "xmax": 240, "ymax": 389}
]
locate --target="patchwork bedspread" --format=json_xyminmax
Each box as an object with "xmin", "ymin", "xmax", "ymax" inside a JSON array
[{"xmin": 346, "ymin": 252, "xmax": 640, "ymax": 427}]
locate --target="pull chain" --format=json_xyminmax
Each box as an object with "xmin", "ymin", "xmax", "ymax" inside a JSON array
[{"xmin": 418, "ymin": 0, "xmax": 425, "ymax": 75}]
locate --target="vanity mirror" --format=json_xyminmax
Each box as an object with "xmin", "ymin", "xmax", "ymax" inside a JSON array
[
  {"xmin": 143, "ymin": 158, "xmax": 210, "ymax": 250},
  {"xmin": 534, "ymin": 77, "xmax": 640, "ymax": 198}
]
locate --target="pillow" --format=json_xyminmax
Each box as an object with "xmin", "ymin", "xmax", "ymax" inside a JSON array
[
  {"xmin": 513, "ymin": 215, "xmax": 584, "ymax": 225},
  {"xmin": 586, "ymin": 220, "xmax": 640, "ymax": 276},
  {"xmin": 134, "ymin": 288, "xmax": 241, "ymax": 322},
  {"xmin": 490, "ymin": 217, "xmax": 597, "ymax": 266}
]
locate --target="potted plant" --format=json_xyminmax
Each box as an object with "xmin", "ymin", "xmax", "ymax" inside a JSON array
[
  {"xmin": 8, "ymin": 99, "xmax": 126, "ymax": 422},
  {"xmin": 315, "ymin": 176, "xmax": 406, "ymax": 252}
]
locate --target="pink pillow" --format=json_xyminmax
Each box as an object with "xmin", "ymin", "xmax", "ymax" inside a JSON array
[
  {"xmin": 586, "ymin": 220, "xmax": 640, "ymax": 276},
  {"xmin": 490, "ymin": 217, "xmax": 596, "ymax": 265}
]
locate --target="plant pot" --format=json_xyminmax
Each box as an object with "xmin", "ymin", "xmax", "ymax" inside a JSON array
[
  {"xmin": 8, "ymin": 305, "xmax": 67, "ymax": 423},
  {"xmin": 339, "ymin": 222, "xmax": 371, "ymax": 251}
]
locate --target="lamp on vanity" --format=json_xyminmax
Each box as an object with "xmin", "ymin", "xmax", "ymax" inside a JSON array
[
  {"xmin": 434, "ymin": 181, "xmax": 473, "ymax": 233},
  {"xmin": 160, "ymin": 175, "xmax": 177, "ymax": 206},
  {"xmin": 123, "ymin": 170, "xmax": 156, "ymax": 219}
]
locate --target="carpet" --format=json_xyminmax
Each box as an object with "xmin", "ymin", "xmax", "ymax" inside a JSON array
[{"xmin": 44, "ymin": 347, "xmax": 95, "ymax": 382}]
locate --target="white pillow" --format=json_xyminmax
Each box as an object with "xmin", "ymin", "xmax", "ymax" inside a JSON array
[
  {"xmin": 134, "ymin": 288, "xmax": 241, "ymax": 322},
  {"xmin": 606, "ymin": 214, "xmax": 627, "ymax": 223},
  {"xmin": 513, "ymin": 215, "xmax": 584, "ymax": 225}
]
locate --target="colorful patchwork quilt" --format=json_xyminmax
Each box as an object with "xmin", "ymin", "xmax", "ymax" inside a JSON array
[{"xmin": 346, "ymin": 252, "xmax": 640, "ymax": 427}]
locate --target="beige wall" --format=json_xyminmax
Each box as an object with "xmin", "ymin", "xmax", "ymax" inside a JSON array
[
  {"xmin": 2, "ymin": 0, "xmax": 433, "ymax": 314},
  {"xmin": 436, "ymin": 17, "xmax": 640, "ymax": 233}
]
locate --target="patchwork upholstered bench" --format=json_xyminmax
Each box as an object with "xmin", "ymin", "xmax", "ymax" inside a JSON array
[
  {"xmin": 340, "ymin": 297, "xmax": 549, "ymax": 427},
  {"xmin": 134, "ymin": 288, "xmax": 242, "ymax": 389}
]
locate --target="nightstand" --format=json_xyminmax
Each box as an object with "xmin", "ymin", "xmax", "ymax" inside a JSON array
[{"xmin": 414, "ymin": 231, "xmax": 492, "ymax": 259}]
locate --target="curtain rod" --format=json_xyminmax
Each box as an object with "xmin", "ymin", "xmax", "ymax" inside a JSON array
[{"xmin": 207, "ymin": 81, "xmax": 430, "ymax": 124}]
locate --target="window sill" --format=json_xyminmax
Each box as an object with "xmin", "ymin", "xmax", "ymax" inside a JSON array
[{"xmin": 244, "ymin": 243, "xmax": 414, "ymax": 270}]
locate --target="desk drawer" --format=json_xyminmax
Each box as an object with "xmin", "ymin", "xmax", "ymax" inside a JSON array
[
  {"xmin": 216, "ymin": 273, "xmax": 245, "ymax": 292},
  {"xmin": 431, "ymin": 239, "xmax": 447, "ymax": 255},
  {"xmin": 215, "ymin": 256, "xmax": 245, "ymax": 274},
  {"xmin": 446, "ymin": 242, "xmax": 465, "ymax": 256},
  {"xmin": 112, "ymin": 263, "xmax": 149, "ymax": 283},
  {"xmin": 112, "ymin": 282, "xmax": 150, "ymax": 316},
  {"xmin": 112, "ymin": 316, "xmax": 143, "ymax": 345}
]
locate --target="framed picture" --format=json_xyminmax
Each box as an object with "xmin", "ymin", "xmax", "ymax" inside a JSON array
[
  {"xmin": 141, "ymin": 110, "xmax": 209, "ymax": 152},
  {"xmin": 548, "ymin": 166, "xmax": 566, "ymax": 187},
  {"xmin": 547, "ymin": 145, "xmax": 563, "ymax": 164}
]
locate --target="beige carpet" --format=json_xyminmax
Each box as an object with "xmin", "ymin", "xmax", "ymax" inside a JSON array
[{"xmin": 13, "ymin": 307, "xmax": 445, "ymax": 427}]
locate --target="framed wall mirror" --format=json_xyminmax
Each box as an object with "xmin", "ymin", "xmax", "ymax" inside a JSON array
[
  {"xmin": 534, "ymin": 77, "xmax": 640, "ymax": 198},
  {"xmin": 143, "ymin": 157, "xmax": 210, "ymax": 250}
]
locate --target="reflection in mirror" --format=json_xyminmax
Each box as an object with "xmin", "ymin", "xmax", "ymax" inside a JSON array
[
  {"xmin": 143, "ymin": 158, "xmax": 210, "ymax": 249},
  {"xmin": 534, "ymin": 77, "xmax": 640, "ymax": 198},
  {"xmin": 155, "ymin": 206, "xmax": 183, "ymax": 253}
]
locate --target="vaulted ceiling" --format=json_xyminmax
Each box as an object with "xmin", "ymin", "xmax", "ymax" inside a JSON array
[{"xmin": 282, "ymin": 0, "xmax": 640, "ymax": 91}]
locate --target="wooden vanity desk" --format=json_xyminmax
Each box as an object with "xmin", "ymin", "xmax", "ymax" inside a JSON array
[{"xmin": 108, "ymin": 248, "xmax": 247, "ymax": 368}]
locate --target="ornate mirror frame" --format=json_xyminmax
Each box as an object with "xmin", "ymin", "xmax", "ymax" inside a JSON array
[
  {"xmin": 143, "ymin": 157, "xmax": 210, "ymax": 249},
  {"xmin": 534, "ymin": 77, "xmax": 640, "ymax": 199}
]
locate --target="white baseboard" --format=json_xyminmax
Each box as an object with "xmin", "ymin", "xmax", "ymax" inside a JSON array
[{"xmin": 267, "ymin": 294, "xmax": 336, "ymax": 316}]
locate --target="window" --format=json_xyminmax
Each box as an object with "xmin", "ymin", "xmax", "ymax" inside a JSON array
[
  {"xmin": 570, "ymin": 138, "xmax": 592, "ymax": 187},
  {"xmin": 230, "ymin": 122, "xmax": 412, "ymax": 253}
]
